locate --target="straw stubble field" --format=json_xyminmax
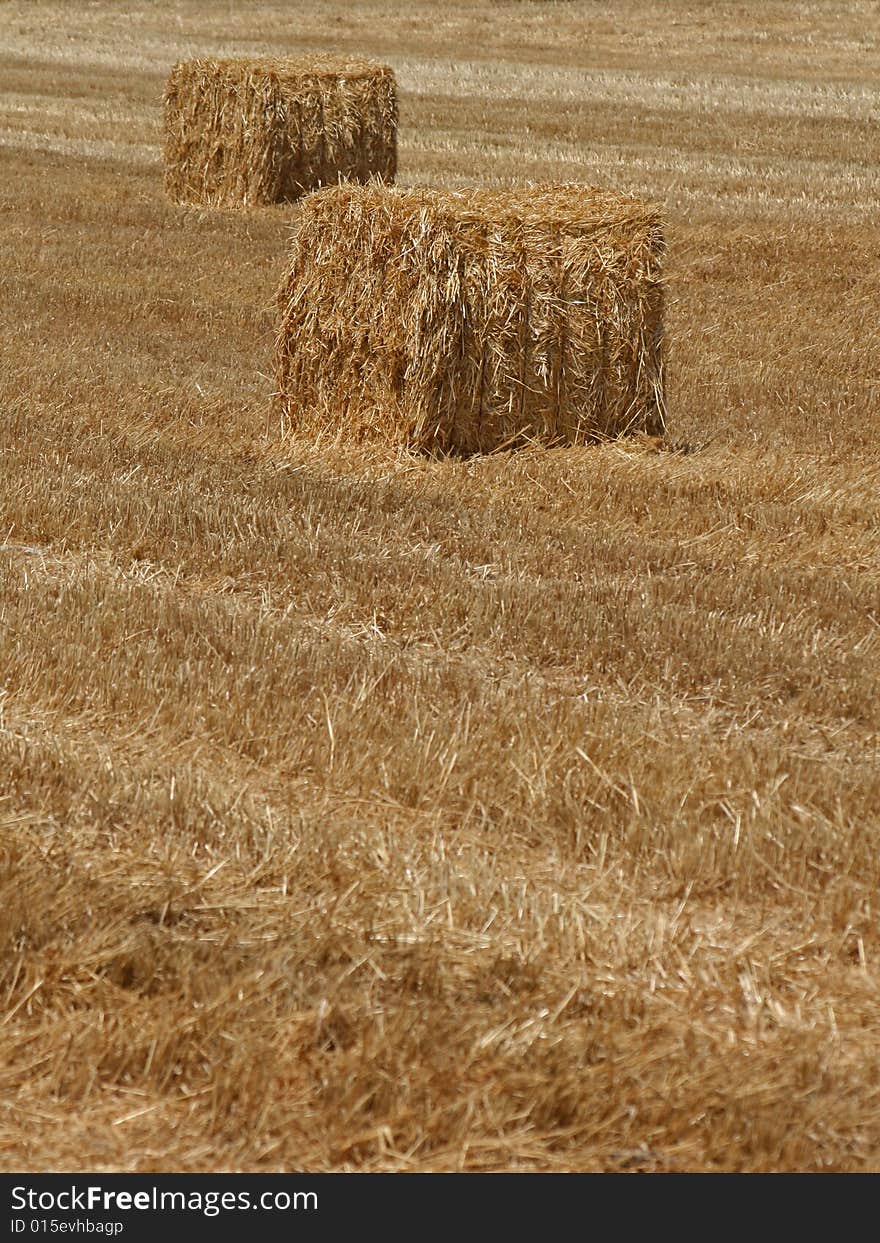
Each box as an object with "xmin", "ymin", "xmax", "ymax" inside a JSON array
[{"xmin": 1, "ymin": 0, "xmax": 880, "ymax": 1171}]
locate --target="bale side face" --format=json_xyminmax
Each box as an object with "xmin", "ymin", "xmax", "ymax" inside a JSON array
[
  {"xmin": 276, "ymin": 184, "xmax": 665, "ymax": 454},
  {"xmin": 163, "ymin": 57, "xmax": 397, "ymax": 207}
]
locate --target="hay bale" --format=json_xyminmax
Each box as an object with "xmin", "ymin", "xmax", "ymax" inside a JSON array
[
  {"xmin": 275, "ymin": 183, "xmax": 666, "ymax": 454},
  {"xmin": 163, "ymin": 56, "xmax": 397, "ymax": 207}
]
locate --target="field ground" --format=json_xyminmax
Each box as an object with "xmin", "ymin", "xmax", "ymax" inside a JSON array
[{"xmin": 1, "ymin": 0, "xmax": 880, "ymax": 1171}]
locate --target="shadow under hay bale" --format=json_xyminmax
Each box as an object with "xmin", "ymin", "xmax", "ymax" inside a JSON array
[
  {"xmin": 276, "ymin": 183, "xmax": 666, "ymax": 455},
  {"xmin": 163, "ymin": 56, "xmax": 397, "ymax": 208}
]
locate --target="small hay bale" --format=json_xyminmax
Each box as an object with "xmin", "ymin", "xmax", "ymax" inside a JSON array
[
  {"xmin": 163, "ymin": 56, "xmax": 397, "ymax": 207},
  {"xmin": 275, "ymin": 183, "xmax": 666, "ymax": 454}
]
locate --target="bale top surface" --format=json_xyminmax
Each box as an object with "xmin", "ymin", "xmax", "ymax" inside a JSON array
[
  {"xmin": 174, "ymin": 55, "xmax": 393, "ymax": 84},
  {"xmin": 301, "ymin": 182, "xmax": 662, "ymax": 235}
]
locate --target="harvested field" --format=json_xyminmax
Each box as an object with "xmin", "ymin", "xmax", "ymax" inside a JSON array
[
  {"xmin": 163, "ymin": 55, "xmax": 396, "ymax": 206},
  {"xmin": 276, "ymin": 183, "xmax": 665, "ymax": 452},
  {"xmin": 1, "ymin": 0, "xmax": 880, "ymax": 1173}
]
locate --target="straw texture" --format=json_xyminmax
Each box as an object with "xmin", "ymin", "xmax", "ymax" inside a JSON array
[
  {"xmin": 276, "ymin": 183, "xmax": 666, "ymax": 453},
  {"xmin": 163, "ymin": 56, "xmax": 397, "ymax": 207}
]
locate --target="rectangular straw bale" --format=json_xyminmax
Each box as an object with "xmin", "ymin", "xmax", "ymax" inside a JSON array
[
  {"xmin": 163, "ymin": 56, "xmax": 397, "ymax": 207},
  {"xmin": 275, "ymin": 184, "xmax": 665, "ymax": 454}
]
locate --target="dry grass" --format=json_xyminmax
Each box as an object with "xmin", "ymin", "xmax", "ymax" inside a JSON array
[
  {"xmin": 1, "ymin": 0, "xmax": 880, "ymax": 1172},
  {"xmin": 163, "ymin": 55, "xmax": 396, "ymax": 206},
  {"xmin": 276, "ymin": 183, "xmax": 664, "ymax": 452}
]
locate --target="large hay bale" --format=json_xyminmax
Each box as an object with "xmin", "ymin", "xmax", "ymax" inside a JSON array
[
  {"xmin": 275, "ymin": 183, "xmax": 666, "ymax": 454},
  {"xmin": 163, "ymin": 56, "xmax": 397, "ymax": 207}
]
